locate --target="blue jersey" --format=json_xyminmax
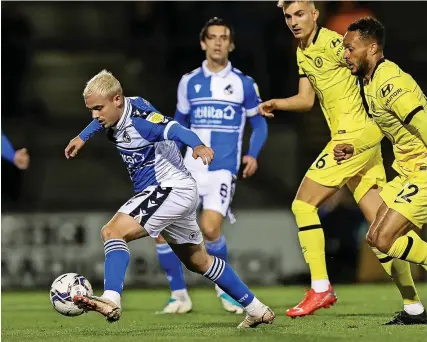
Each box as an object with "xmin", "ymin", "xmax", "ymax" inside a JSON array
[
  {"xmin": 176, "ymin": 61, "xmax": 267, "ymax": 175},
  {"xmin": 102, "ymin": 97, "xmax": 200, "ymax": 193}
]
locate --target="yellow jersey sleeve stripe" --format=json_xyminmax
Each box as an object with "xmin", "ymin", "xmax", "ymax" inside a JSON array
[{"xmin": 404, "ymin": 105, "xmax": 424, "ymax": 125}]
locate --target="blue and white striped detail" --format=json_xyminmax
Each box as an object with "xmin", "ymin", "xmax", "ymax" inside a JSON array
[
  {"xmin": 104, "ymin": 239, "xmax": 130, "ymax": 256},
  {"xmin": 203, "ymin": 257, "xmax": 225, "ymax": 282},
  {"xmin": 156, "ymin": 243, "xmax": 173, "ymax": 255}
]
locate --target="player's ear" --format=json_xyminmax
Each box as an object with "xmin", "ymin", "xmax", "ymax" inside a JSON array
[
  {"xmin": 113, "ymin": 94, "xmax": 122, "ymax": 106},
  {"xmin": 200, "ymin": 40, "xmax": 207, "ymax": 51},
  {"xmin": 229, "ymin": 42, "xmax": 235, "ymax": 52},
  {"xmin": 369, "ymin": 42, "xmax": 379, "ymax": 56},
  {"xmin": 312, "ymin": 9, "xmax": 319, "ymax": 22}
]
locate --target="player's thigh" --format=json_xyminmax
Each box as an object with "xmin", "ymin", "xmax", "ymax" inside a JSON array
[
  {"xmin": 367, "ymin": 202, "xmax": 415, "ymax": 252},
  {"xmin": 168, "ymin": 241, "xmax": 213, "ymax": 274},
  {"xmin": 347, "ymin": 145, "xmax": 386, "ymax": 205},
  {"xmin": 354, "ymin": 185, "xmax": 383, "ymax": 225},
  {"xmin": 200, "ymin": 209, "xmax": 224, "ymax": 239},
  {"xmin": 101, "ymin": 212, "xmax": 150, "ymax": 242},
  {"xmin": 201, "ymin": 170, "xmax": 234, "ymax": 217},
  {"xmin": 380, "ymin": 173, "xmax": 427, "ymax": 229}
]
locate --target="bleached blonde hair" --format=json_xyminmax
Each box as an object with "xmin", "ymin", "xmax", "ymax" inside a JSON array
[
  {"xmin": 277, "ymin": 1, "xmax": 315, "ymax": 9},
  {"xmin": 83, "ymin": 69, "xmax": 123, "ymax": 98}
]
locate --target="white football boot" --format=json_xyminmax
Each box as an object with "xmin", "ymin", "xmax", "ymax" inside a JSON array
[
  {"xmin": 238, "ymin": 305, "xmax": 276, "ymax": 329},
  {"xmin": 155, "ymin": 297, "xmax": 193, "ymax": 314},
  {"xmin": 216, "ymin": 285, "xmax": 244, "ymax": 314},
  {"xmin": 73, "ymin": 295, "xmax": 121, "ymax": 323}
]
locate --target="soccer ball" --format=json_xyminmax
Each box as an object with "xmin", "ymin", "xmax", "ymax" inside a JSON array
[{"xmin": 49, "ymin": 273, "xmax": 93, "ymax": 317}]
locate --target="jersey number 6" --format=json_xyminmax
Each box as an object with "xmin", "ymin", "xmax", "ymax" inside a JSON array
[{"xmin": 315, "ymin": 153, "xmax": 328, "ymax": 169}]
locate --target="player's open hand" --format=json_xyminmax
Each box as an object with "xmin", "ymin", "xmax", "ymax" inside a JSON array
[
  {"xmin": 333, "ymin": 144, "xmax": 354, "ymax": 164},
  {"xmin": 192, "ymin": 145, "xmax": 214, "ymax": 165},
  {"xmin": 258, "ymin": 100, "xmax": 276, "ymax": 118},
  {"xmin": 65, "ymin": 136, "xmax": 85, "ymax": 159},
  {"xmin": 242, "ymin": 155, "xmax": 258, "ymax": 179},
  {"xmin": 14, "ymin": 148, "xmax": 30, "ymax": 170}
]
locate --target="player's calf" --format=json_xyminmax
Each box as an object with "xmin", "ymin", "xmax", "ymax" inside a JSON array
[{"xmin": 173, "ymin": 243, "xmax": 275, "ymax": 328}]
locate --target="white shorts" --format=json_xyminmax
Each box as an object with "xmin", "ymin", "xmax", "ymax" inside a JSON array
[
  {"xmin": 118, "ymin": 185, "xmax": 203, "ymax": 245},
  {"xmin": 191, "ymin": 169, "xmax": 236, "ymax": 217}
]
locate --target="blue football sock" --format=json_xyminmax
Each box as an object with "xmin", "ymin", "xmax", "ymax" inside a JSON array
[
  {"xmin": 204, "ymin": 256, "xmax": 254, "ymax": 307},
  {"xmin": 205, "ymin": 235, "xmax": 228, "ymax": 262},
  {"xmin": 156, "ymin": 243, "xmax": 186, "ymax": 292},
  {"xmin": 104, "ymin": 239, "xmax": 130, "ymax": 295}
]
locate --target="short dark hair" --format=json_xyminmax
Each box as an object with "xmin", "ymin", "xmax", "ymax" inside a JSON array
[
  {"xmin": 199, "ymin": 17, "xmax": 235, "ymax": 43},
  {"xmin": 347, "ymin": 17, "xmax": 385, "ymax": 50}
]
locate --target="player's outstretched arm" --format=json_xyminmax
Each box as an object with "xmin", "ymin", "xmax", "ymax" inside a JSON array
[
  {"xmin": 131, "ymin": 116, "xmax": 214, "ymax": 165},
  {"xmin": 1, "ymin": 131, "xmax": 16, "ymax": 163},
  {"xmin": 64, "ymin": 120, "xmax": 103, "ymax": 159},
  {"xmin": 259, "ymin": 77, "xmax": 315, "ymax": 118}
]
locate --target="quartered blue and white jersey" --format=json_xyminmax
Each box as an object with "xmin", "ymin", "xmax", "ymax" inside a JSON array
[
  {"xmin": 104, "ymin": 97, "xmax": 197, "ymax": 193},
  {"xmin": 176, "ymin": 61, "xmax": 265, "ymax": 175}
]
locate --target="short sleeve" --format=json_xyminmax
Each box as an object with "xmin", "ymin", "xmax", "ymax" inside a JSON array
[
  {"xmin": 377, "ymin": 76, "xmax": 424, "ymax": 124},
  {"xmin": 176, "ymin": 75, "xmax": 191, "ymax": 115}
]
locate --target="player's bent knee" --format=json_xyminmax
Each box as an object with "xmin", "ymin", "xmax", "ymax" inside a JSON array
[
  {"xmin": 202, "ymin": 225, "xmax": 221, "ymax": 241},
  {"xmin": 372, "ymin": 231, "xmax": 394, "ymax": 253},
  {"xmin": 291, "ymin": 199, "xmax": 318, "ymax": 222},
  {"xmin": 101, "ymin": 224, "xmax": 118, "ymax": 242}
]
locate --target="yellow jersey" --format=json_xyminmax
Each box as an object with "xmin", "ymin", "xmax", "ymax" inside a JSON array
[
  {"xmin": 297, "ymin": 27, "xmax": 381, "ymax": 140},
  {"xmin": 364, "ymin": 58, "xmax": 427, "ymax": 176}
]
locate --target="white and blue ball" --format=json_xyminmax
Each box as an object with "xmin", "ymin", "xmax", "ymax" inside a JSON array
[{"xmin": 49, "ymin": 273, "xmax": 93, "ymax": 316}]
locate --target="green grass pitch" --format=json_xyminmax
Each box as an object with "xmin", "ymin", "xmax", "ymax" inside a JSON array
[{"xmin": 2, "ymin": 284, "xmax": 427, "ymax": 342}]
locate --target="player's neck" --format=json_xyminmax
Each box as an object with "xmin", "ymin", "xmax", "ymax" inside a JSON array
[
  {"xmin": 300, "ymin": 24, "xmax": 318, "ymax": 49},
  {"xmin": 366, "ymin": 54, "xmax": 385, "ymax": 82},
  {"xmin": 206, "ymin": 59, "xmax": 229, "ymax": 73}
]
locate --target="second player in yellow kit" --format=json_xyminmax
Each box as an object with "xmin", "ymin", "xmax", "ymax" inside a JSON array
[
  {"xmin": 259, "ymin": 1, "xmax": 424, "ymax": 323},
  {"xmin": 337, "ymin": 16, "xmax": 427, "ymax": 324}
]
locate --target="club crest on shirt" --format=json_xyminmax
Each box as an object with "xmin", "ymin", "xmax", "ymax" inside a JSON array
[
  {"xmin": 123, "ymin": 130, "xmax": 131, "ymax": 143},
  {"xmin": 315, "ymin": 57, "xmax": 323, "ymax": 68},
  {"xmin": 224, "ymin": 84, "xmax": 234, "ymax": 95}
]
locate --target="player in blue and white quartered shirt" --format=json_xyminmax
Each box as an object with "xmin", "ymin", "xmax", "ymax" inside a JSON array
[
  {"xmin": 64, "ymin": 69, "xmax": 275, "ymax": 328},
  {"xmin": 154, "ymin": 17, "xmax": 268, "ymax": 315}
]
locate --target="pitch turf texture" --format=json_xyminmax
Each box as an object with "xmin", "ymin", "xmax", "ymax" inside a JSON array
[{"xmin": 2, "ymin": 284, "xmax": 427, "ymax": 342}]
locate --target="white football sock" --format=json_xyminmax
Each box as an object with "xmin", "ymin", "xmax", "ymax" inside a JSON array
[
  {"xmin": 404, "ymin": 302, "xmax": 424, "ymax": 315},
  {"xmin": 171, "ymin": 289, "xmax": 190, "ymax": 302},
  {"xmin": 311, "ymin": 279, "xmax": 330, "ymax": 293},
  {"xmin": 244, "ymin": 297, "xmax": 266, "ymax": 317},
  {"xmin": 102, "ymin": 290, "xmax": 121, "ymax": 307}
]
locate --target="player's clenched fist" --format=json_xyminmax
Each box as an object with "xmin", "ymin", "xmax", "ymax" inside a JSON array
[
  {"xmin": 192, "ymin": 145, "xmax": 214, "ymax": 165},
  {"xmin": 333, "ymin": 143, "xmax": 354, "ymax": 164},
  {"xmin": 65, "ymin": 136, "xmax": 85, "ymax": 159},
  {"xmin": 258, "ymin": 99, "xmax": 277, "ymax": 118}
]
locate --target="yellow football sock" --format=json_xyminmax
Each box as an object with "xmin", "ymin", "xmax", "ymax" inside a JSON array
[
  {"xmin": 292, "ymin": 200, "xmax": 328, "ymax": 280},
  {"xmin": 387, "ymin": 231, "xmax": 427, "ymax": 266},
  {"xmin": 374, "ymin": 245, "xmax": 420, "ymax": 305}
]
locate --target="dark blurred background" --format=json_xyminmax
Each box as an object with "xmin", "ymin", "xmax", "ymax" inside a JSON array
[{"xmin": 2, "ymin": 1, "xmax": 426, "ymax": 289}]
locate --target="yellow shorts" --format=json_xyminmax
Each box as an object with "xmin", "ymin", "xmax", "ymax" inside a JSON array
[
  {"xmin": 305, "ymin": 140, "xmax": 386, "ymax": 203},
  {"xmin": 380, "ymin": 171, "xmax": 427, "ymax": 229}
]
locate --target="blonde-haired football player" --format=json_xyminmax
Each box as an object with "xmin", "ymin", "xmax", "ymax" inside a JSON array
[
  {"xmin": 336, "ymin": 16, "xmax": 427, "ymax": 325},
  {"xmin": 259, "ymin": 1, "xmax": 425, "ymax": 323}
]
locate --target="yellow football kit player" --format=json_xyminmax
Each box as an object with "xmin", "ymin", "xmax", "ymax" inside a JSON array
[
  {"xmin": 364, "ymin": 58, "xmax": 427, "ymax": 229},
  {"xmin": 298, "ymin": 27, "xmax": 386, "ymax": 202}
]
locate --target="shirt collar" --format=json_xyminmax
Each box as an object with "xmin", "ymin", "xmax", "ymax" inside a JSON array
[
  {"xmin": 116, "ymin": 96, "xmax": 131, "ymax": 129},
  {"xmin": 370, "ymin": 57, "xmax": 386, "ymax": 81},
  {"xmin": 202, "ymin": 60, "xmax": 232, "ymax": 78}
]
